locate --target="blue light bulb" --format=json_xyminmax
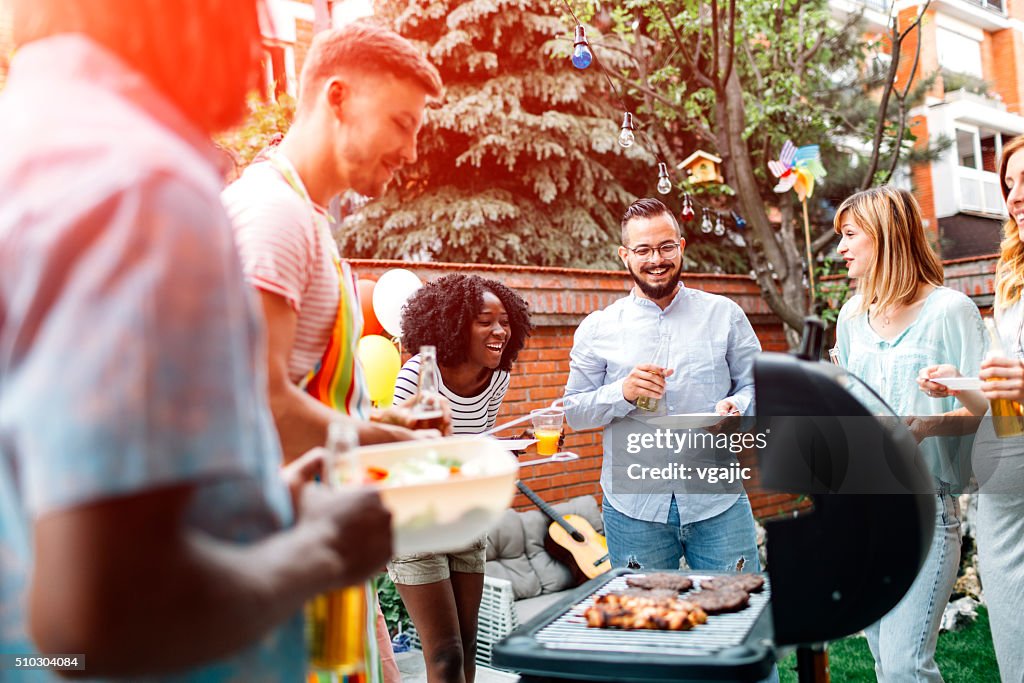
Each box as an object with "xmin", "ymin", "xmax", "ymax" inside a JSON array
[
  {"xmin": 572, "ymin": 43, "xmax": 593, "ymax": 69},
  {"xmin": 572, "ymin": 26, "xmax": 593, "ymax": 70}
]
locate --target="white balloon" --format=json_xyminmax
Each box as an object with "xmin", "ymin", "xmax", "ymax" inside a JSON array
[{"xmin": 372, "ymin": 268, "xmax": 423, "ymax": 338}]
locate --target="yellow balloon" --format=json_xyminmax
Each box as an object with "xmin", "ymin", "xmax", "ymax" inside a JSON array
[{"xmin": 357, "ymin": 335, "xmax": 401, "ymax": 408}]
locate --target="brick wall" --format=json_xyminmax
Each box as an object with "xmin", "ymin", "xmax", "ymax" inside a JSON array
[
  {"xmin": 349, "ymin": 259, "xmax": 799, "ymax": 521},
  {"xmin": 987, "ymin": 26, "xmax": 1024, "ymax": 115}
]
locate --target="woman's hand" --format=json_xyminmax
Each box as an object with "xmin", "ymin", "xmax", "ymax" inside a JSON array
[
  {"xmin": 979, "ymin": 356, "xmax": 1024, "ymax": 402},
  {"xmin": 916, "ymin": 364, "xmax": 960, "ymax": 399}
]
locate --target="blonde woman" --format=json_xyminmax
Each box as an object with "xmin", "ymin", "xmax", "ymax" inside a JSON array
[
  {"xmin": 834, "ymin": 185, "xmax": 985, "ymax": 682},
  {"xmin": 919, "ymin": 135, "xmax": 1024, "ymax": 681}
]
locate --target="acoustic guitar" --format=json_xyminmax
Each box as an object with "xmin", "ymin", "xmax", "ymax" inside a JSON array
[{"xmin": 516, "ymin": 480, "xmax": 612, "ymax": 583}]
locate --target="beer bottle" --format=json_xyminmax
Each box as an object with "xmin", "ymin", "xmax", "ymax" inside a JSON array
[
  {"xmin": 636, "ymin": 334, "xmax": 671, "ymax": 413},
  {"xmin": 307, "ymin": 420, "xmax": 370, "ymax": 674},
  {"xmin": 983, "ymin": 318, "xmax": 1024, "ymax": 438},
  {"xmin": 408, "ymin": 345, "xmax": 446, "ymax": 431}
]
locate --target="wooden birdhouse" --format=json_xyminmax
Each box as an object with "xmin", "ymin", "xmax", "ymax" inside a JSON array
[{"xmin": 678, "ymin": 150, "xmax": 724, "ymax": 184}]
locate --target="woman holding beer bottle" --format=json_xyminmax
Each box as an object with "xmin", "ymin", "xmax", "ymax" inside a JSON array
[
  {"xmin": 834, "ymin": 185, "xmax": 985, "ymax": 682},
  {"xmin": 389, "ymin": 273, "xmax": 533, "ymax": 683},
  {"xmin": 918, "ymin": 135, "xmax": 1024, "ymax": 681}
]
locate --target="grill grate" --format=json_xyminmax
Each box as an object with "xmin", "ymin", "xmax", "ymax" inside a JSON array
[{"xmin": 534, "ymin": 573, "xmax": 771, "ymax": 656}]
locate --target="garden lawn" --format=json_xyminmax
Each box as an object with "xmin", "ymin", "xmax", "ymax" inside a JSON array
[{"xmin": 777, "ymin": 606, "xmax": 1000, "ymax": 682}]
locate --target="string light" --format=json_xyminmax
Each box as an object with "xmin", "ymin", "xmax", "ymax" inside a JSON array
[
  {"xmin": 571, "ymin": 25, "xmax": 593, "ymax": 69},
  {"xmin": 680, "ymin": 194, "xmax": 695, "ymax": 223},
  {"xmin": 700, "ymin": 209, "xmax": 714, "ymax": 234},
  {"xmin": 618, "ymin": 112, "xmax": 635, "ymax": 148},
  {"xmin": 556, "ymin": 1, "xmax": 749, "ymax": 241},
  {"xmin": 657, "ymin": 163, "xmax": 672, "ymax": 194}
]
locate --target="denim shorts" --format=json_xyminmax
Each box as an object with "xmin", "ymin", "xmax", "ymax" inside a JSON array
[{"xmin": 386, "ymin": 535, "xmax": 487, "ymax": 586}]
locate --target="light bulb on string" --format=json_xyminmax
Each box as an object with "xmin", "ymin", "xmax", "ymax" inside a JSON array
[
  {"xmin": 713, "ymin": 212, "xmax": 726, "ymax": 237},
  {"xmin": 656, "ymin": 162, "xmax": 672, "ymax": 194},
  {"xmin": 700, "ymin": 209, "xmax": 713, "ymax": 234},
  {"xmin": 679, "ymin": 194, "xmax": 695, "ymax": 223},
  {"xmin": 731, "ymin": 211, "xmax": 747, "ymax": 230},
  {"xmin": 618, "ymin": 112, "xmax": 635, "ymax": 148},
  {"xmin": 571, "ymin": 25, "xmax": 593, "ymax": 69}
]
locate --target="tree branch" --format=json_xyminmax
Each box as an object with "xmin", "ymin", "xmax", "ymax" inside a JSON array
[
  {"xmin": 721, "ymin": 0, "xmax": 737, "ymax": 87},
  {"xmin": 859, "ymin": 19, "xmax": 902, "ymax": 190},
  {"xmin": 694, "ymin": 0, "xmax": 706, "ymax": 70},
  {"xmin": 711, "ymin": 0, "xmax": 720, "ymax": 88},
  {"xmin": 882, "ymin": 103, "xmax": 909, "ymax": 183},
  {"xmin": 812, "ymin": 225, "xmax": 837, "ymax": 256},
  {"xmin": 653, "ymin": 0, "xmax": 716, "ymax": 89},
  {"xmin": 603, "ymin": 68, "xmax": 717, "ymax": 145},
  {"xmin": 743, "ymin": 41, "xmax": 765, "ymax": 92}
]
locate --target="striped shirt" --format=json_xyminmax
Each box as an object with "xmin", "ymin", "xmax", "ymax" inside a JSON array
[
  {"xmin": 223, "ymin": 157, "xmax": 341, "ymax": 383},
  {"xmin": 393, "ymin": 355, "xmax": 510, "ymax": 434}
]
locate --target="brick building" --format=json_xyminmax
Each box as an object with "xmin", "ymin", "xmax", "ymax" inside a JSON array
[{"xmin": 832, "ymin": 0, "xmax": 1024, "ymax": 259}]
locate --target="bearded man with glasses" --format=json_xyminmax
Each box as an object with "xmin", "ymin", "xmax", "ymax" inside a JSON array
[{"xmin": 563, "ymin": 197, "xmax": 765, "ymax": 579}]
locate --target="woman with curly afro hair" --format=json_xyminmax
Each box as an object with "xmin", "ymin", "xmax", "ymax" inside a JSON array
[{"xmin": 388, "ymin": 273, "xmax": 532, "ymax": 683}]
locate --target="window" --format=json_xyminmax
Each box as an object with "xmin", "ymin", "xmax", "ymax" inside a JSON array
[
  {"xmin": 936, "ymin": 27, "xmax": 983, "ymax": 78},
  {"xmin": 955, "ymin": 126, "xmax": 1010, "ymax": 215},
  {"xmin": 957, "ymin": 129, "xmax": 977, "ymax": 168},
  {"xmin": 959, "ymin": 128, "xmax": 1008, "ymax": 172}
]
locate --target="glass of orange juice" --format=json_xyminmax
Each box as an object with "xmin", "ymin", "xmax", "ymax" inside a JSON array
[{"xmin": 531, "ymin": 408, "xmax": 564, "ymax": 456}]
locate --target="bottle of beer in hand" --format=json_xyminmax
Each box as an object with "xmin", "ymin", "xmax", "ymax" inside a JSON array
[
  {"xmin": 636, "ymin": 334, "xmax": 671, "ymax": 413},
  {"xmin": 307, "ymin": 420, "xmax": 369, "ymax": 674},
  {"xmin": 983, "ymin": 318, "xmax": 1024, "ymax": 438},
  {"xmin": 408, "ymin": 345, "xmax": 446, "ymax": 431}
]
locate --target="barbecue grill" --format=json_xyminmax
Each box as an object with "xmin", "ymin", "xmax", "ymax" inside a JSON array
[{"xmin": 493, "ymin": 319, "xmax": 936, "ymax": 682}]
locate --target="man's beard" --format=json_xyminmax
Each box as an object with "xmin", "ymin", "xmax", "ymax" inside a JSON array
[{"xmin": 627, "ymin": 260, "xmax": 682, "ymax": 300}]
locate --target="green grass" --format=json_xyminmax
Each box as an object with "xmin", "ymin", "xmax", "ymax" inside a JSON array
[{"xmin": 777, "ymin": 606, "xmax": 1000, "ymax": 682}]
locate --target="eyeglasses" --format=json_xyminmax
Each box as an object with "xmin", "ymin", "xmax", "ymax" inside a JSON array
[{"xmin": 626, "ymin": 242, "xmax": 681, "ymax": 261}]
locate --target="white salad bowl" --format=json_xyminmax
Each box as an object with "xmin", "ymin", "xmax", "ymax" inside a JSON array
[{"xmin": 349, "ymin": 436, "xmax": 519, "ymax": 555}]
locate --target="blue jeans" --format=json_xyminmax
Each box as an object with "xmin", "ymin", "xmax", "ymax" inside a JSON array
[
  {"xmin": 864, "ymin": 492, "xmax": 962, "ymax": 682},
  {"xmin": 603, "ymin": 495, "xmax": 761, "ymax": 572}
]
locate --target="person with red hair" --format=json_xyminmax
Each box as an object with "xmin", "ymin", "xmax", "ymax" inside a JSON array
[{"xmin": 0, "ymin": 1, "xmax": 391, "ymax": 679}]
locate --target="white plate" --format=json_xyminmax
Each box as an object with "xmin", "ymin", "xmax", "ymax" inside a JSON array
[
  {"xmin": 497, "ymin": 438, "xmax": 538, "ymax": 451},
  {"xmin": 931, "ymin": 377, "xmax": 983, "ymax": 391},
  {"xmin": 645, "ymin": 412, "xmax": 726, "ymax": 428}
]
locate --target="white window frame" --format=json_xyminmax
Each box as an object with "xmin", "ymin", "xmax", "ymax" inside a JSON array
[{"xmin": 953, "ymin": 124, "xmax": 1007, "ymax": 216}]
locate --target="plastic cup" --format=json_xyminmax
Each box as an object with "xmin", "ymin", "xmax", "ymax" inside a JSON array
[{"xmin": 531, "ymin": 408, "xmax": 564, "ymax": 456}]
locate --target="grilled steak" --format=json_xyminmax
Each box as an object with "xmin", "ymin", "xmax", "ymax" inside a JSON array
[
  {"xmin": 700, "ymin": 574, "xmax": 765, "ymax": 593},
  {"xmin": 625, "ymin": 573, "xmax": 694, "ymax": 592},
  {"xmin": 686, "ymin": 589, "xmax": 750, "ymax": 614}
]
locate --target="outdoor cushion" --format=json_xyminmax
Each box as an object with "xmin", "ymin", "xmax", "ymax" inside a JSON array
[
  {"xmin": 515, "ymin": 592, "xmax": 568, "ymax": 625},
  {"xmin": 485, "ymin": 509, "xmax": 542, "ymax": 599}
]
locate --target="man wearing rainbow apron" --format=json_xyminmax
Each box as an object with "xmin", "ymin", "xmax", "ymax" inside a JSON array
[{"xmin": 223, "ymin": 21, "xmax": 444, "ymax": 683}]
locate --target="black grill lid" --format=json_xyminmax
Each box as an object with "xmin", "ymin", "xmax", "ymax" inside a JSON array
[{"xmin": 755, "ymin": 318, "xmax": 935, "ymax": 646}]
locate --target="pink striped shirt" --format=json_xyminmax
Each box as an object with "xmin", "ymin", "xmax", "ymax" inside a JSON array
[{"xmin": 223, "ymin": 158, "xmax": 341, "ymax": 383}]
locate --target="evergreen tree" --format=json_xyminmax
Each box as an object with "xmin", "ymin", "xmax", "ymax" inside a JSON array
[{"xmin": 336, "ymin": 0, "xmax": 655, "ymax": 269}]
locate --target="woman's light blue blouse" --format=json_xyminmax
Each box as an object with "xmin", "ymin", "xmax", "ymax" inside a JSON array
[{"xmin": 835, "ymin": 287, "xmax": 986, "ymax": 487}]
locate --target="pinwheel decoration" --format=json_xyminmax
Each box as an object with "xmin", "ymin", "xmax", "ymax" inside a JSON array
[
  {"xmin": 768, "ymin": 140, "xmax": 828, "ymax": 295},
  {"xmin": 768, "ymin": 141, "xmax": 827, "ymax": 202}
]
